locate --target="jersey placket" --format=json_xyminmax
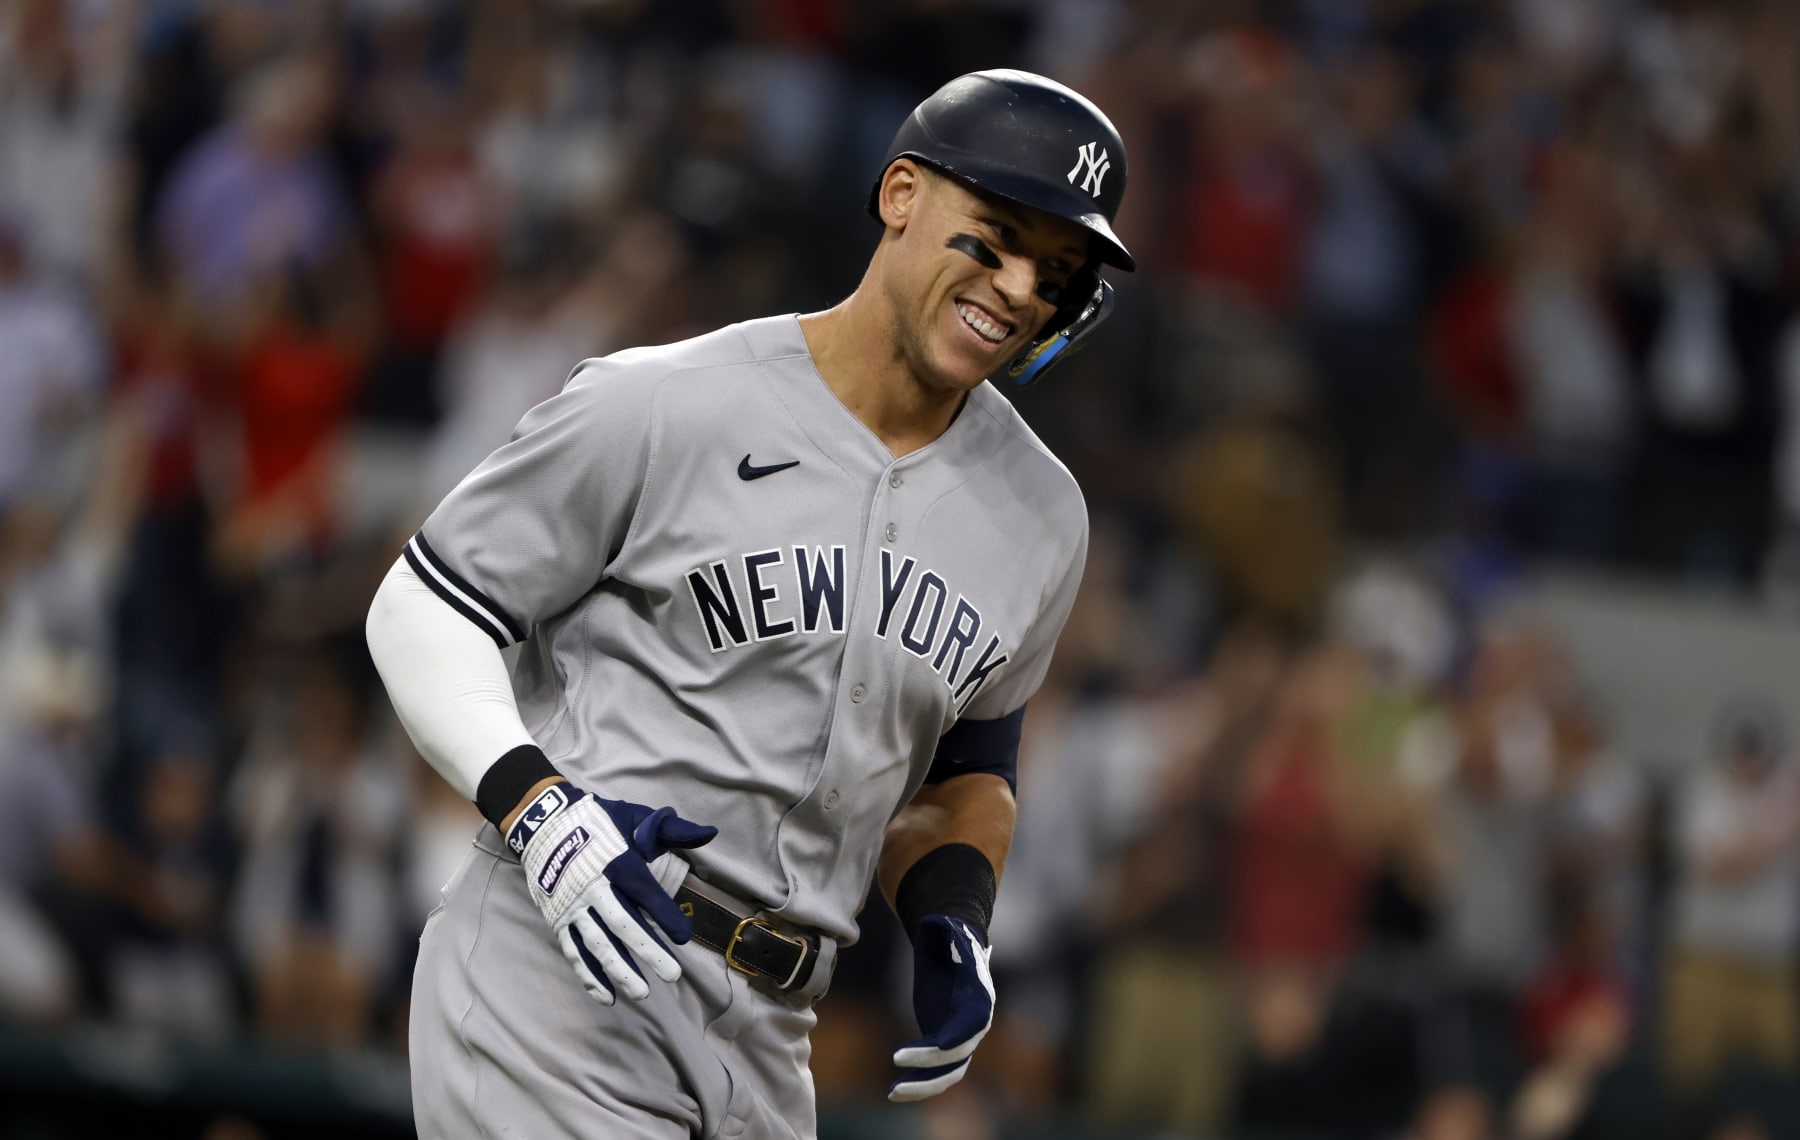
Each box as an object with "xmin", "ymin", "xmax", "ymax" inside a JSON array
[
  {"xmin": 772, "ymin": 449, "xmax": 933, "ymax": 926},
  {"xmin": 762, "ymin": 321, "xmax": 1007, "ymax": 929}
]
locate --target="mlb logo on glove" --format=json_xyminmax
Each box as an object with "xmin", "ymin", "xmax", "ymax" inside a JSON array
[{"xmin": 508, "ymin": 784, "xmax": 572, "ymax": 854}]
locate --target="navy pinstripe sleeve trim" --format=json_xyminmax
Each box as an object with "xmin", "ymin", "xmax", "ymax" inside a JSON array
[
  {"xmin": 403, "ymin": 541, "xmax": 510, "ymax": 649},
  {"xmin": 410, "ymin": 531, "xmax": 528, "ymax": 644},
  {"xmin": 923, "ymin": 704, "xmax": 1026, "ymax": 793}
]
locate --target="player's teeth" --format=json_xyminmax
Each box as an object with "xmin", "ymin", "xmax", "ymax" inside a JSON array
[{"xmin": 959, "ymin": 305, "xmax": 1004, "ymax": 343}]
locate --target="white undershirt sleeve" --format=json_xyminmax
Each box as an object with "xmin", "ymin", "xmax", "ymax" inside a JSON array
[{"xmin": 366, "ymin": 555, "xmax": 538, "ymax": 802}]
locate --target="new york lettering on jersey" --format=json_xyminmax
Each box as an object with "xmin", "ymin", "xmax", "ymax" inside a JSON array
[{"xmin": 683, "ymin": 546, "xmax": 1010, "ymax": 712}]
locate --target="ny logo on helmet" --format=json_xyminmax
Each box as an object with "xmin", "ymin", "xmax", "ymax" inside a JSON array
[{"xmin": 1067, "ymin": 141, "xmax": 1110, "ymax": 196}]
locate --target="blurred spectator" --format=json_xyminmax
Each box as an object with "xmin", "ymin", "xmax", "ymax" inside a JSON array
[
  {"xmin": 1398, "ymin": 618, "xmax": 1572, "ymax": 1100},
  {"xmin": 1510, "ymin": 881, "xmax": 1639, "ymax": 1140},
  {"xmin": 422, "ymin": 211, "xmax": 687, "ymax": 502},
  {"xmin": 0, "ymin": 646, "xmax": 102, "ymax": 1024},
  {"xmin": 1329, "ymin": 560, "xmax": 1456, "ymax": 696},
  {"xmin": 228, "ymin": 651, "xmax": 407, "ymax": 1045},
  {"xmin": 119, "ymin": 12, "xmax": 225, "ymax": 266},
  {"xmin": 1299, "ymin": 45, "xmax": 1451, "ymax": 532},
  {"xmin": 470, "ymin": 25, "xmax": 629, "ymax": 229},
  {"xmin": 344, "ymin": 3, "xmax": 463, "ymax": 173},
  {"xmin": 1503, "ymin": 138, "xmax": 1636, "ymax": 565},
  {"xmin": 1087, "ymin": 623, "xmax": 1286, "ymax": 1136},
  {"xmin": 154, "ymin": 55, "xmax": 350, "ymax": 312},
  {"xmin": 1229, "ymin": 645, "xmax": 1376, "ymax": 981},
  {"xmin": 211, "ymin": 258, "xmax": 373, "ymax": 579},
  {"xmin": 1549, "ymin": 686, "xmax": 1649, "ymax": 982},
  {"xmin": 708, "ymin": 14, "xmax": 843, "ymax": 192},
  {"xmin": 1407, "ymin": 622, "xmax": 1565, "ymax": 986},
  {"xmin": 1227, "ymin": 644, "xmax": 1414, "ymax": 1137},
  {"xmin": 0, "ymin": 423, "xmax": 148, "ymax": 1025},
  {"xmin": 1660, "ymin": 701, "xmax": 1800, "ymax": 1097},
  {"xmin": 107, "ymin": 255, "xmax": 232, "ymax": 751},
  {"xmin": 976, "ymin": 541, "xmax": 1170, "ymax": 1120},
  {"xmin": 1177, "ymin": 29, "xmax": 1309, "ymax": 314},
  {"xmin": 1166, "ymin": 375, "xmax": 1341, "ymax": 635},
  {"xmin": 362, "ymin": 103, "xmax": 497, "ymax": 426},
  {"xmin": 0, "ymin": 219, "xmax": 105, "ymax": 514},
  {"xmin": 0, "ymin": 0, "xmax": 132, "ymax": 287},
  {"xmin": 0, "ymin": 502, "xmax": 113, "ymax": 739},
  {"xmin": 1328, "ymin": 563, "xmax": 1453, "ymax": 949},
  {"xmin": 0, "ymin": 395, "xmax": 140, "ymax": 756},
  {"xmin": 1617, "ymin": 174, "xmax": 1787, "ymax": 588},
  {"xmin": 106, "ymin": 731, "xmax": 237, "ymax": 1039}
]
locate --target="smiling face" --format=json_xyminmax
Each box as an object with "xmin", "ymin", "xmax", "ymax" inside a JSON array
[{"xmin": 873, "ymin": 161, "xmax": 1091, "ymax": 395}]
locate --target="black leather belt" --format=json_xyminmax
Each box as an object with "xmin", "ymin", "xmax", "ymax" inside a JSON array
[{"xmin": 675, "ymin": 883, "xmax": 819, "ymax": 992}]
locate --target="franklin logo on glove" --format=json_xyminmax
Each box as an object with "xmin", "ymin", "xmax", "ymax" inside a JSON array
[{"xmin": 538, "ymin": 827, "xmax": 590, "ymax": 893}]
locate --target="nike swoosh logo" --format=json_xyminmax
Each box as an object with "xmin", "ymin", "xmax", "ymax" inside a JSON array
[{"xmin": 738, "ymin": 455, "xmax": 800, "ymax": 481}]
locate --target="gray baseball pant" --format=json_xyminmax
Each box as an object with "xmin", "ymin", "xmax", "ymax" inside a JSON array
[{"xmin": 409, "ymin": 830, "xmax": 836, "ymax": 1139}]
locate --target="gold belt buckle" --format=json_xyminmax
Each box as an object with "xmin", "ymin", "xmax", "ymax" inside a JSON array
[{"xmin": 724, "ymin": 915, "xmax": 808, "ymax": 988}]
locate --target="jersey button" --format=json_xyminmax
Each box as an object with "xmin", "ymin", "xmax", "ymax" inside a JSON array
[
  {"xmin": 823, "ymin": 790, "xmax": 840, "ymax": 809},
  {"xmin": 890, "ymin": 472, "xmax": 904, "ymax": 489},
  {"xmin": 850, "ymin": 683, "xmax": 867, "ymax": 703},
  {"xmin": 885, "ymin": 523, "xmax": 898, "ymax": 543}
]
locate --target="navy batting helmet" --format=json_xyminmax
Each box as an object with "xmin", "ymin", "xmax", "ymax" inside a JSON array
[
  {"xmin": 868, "ymin": 69, "xmax": 1133, "ymax": 270},
  {"xmin": 869, "ymin": 70, "xmax": 1133, "ymax": 385}
]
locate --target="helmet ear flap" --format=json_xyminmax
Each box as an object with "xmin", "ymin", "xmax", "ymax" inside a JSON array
[{"xmin": 997, "ymin": 271, "xmax": 1114, "ymax": 389}]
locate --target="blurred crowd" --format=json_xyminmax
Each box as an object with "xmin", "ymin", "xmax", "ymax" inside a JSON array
[
  {"xmin": 872, "ymin": 563, "xmax": 1800, "ymax": 1140},
  {"xmin": 2, "ymin": 0, "xmax": 1799, "ymax": 1138}
]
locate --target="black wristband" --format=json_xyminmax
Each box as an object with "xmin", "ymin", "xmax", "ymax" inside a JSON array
[
  {"xmin": 894, "ymin": 843, "xmax": 996, "ymax": 942},
  {"xmin": 475, "ymin": 744, "xmax": 561, "ymax": 829}
]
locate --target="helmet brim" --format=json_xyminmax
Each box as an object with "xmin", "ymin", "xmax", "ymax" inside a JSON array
[{"xmin": 868, "ymin": 154, "xmax": 1136, "ymax": 273}]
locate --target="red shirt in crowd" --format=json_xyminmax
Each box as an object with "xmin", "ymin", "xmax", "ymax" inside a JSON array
[
  {"xmin": 235, "ymin": 321, "xmax": 361, "ymax": 540},
  {"xmin": 1229, "ymin": 734, "xmax": 1371, "ymax": 970},
  {"xmin": 373, "ymin": 147, "xmax": 493, "ymax": 351}
]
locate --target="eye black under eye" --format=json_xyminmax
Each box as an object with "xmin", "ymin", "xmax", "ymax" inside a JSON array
[
  {"xmin": 1037, "ymin": 280, "xmax": 1066, "ymax": 305},
  {"xmin": 946, "ymin": 232, "xmax": 1002, "ymax": 270}
]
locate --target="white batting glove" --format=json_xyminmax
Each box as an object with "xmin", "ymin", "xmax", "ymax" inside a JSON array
[{"xmin": 508, "ymin": 781, "xmax": 717, "ymax": 1004}]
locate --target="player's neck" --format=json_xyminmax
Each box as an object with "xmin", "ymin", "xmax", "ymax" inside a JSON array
[{"xmin": 798, "ymin": 296, "xmax": 968, "ymax": 459}]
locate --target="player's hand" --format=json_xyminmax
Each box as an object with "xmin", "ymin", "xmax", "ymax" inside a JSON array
[
  {"xmin": 508, "ymin": 781, "xmax": 717, "ymax": 1005},
  {"xmin": 888, "ymin": 915, "xmax": 996, "ymax": 1101}
]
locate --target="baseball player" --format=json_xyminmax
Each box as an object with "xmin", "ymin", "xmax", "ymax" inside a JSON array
[{"xmin": 366, "ymin": 69, "xmax": 1132, "ymax": 1138}]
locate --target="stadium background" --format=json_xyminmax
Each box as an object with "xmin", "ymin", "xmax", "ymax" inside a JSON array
[{"xmin": 3, "ymin": 0, "xmax": 1800, "ymax": 1137}]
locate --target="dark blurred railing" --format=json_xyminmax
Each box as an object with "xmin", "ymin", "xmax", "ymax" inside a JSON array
[
  {"xmin": 0, "ymin": 1022, "xmax": 1154, "ymax": 1140},
  {"xmin": 0, "ymin": 1021, "xmax": 410, "ymax": 1138}
]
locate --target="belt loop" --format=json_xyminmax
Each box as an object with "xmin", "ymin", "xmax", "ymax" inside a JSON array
[{"xmin": 790, "ymin": 932, "xmax": 837, "ymax": 1005}]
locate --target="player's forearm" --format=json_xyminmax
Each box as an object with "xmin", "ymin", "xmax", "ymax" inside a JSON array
[
  {"xmin": 366, "ymin": 555, "xmax": 539, "ymax": 803},
  {"xmin": 877, "ymin": 774, "xmax": 1015, "ymax": 914}
]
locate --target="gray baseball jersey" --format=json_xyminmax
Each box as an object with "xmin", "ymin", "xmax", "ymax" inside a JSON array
[{"xmin": 407, "ymin": 314, "xmax": 1087, "ymax": 943}]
